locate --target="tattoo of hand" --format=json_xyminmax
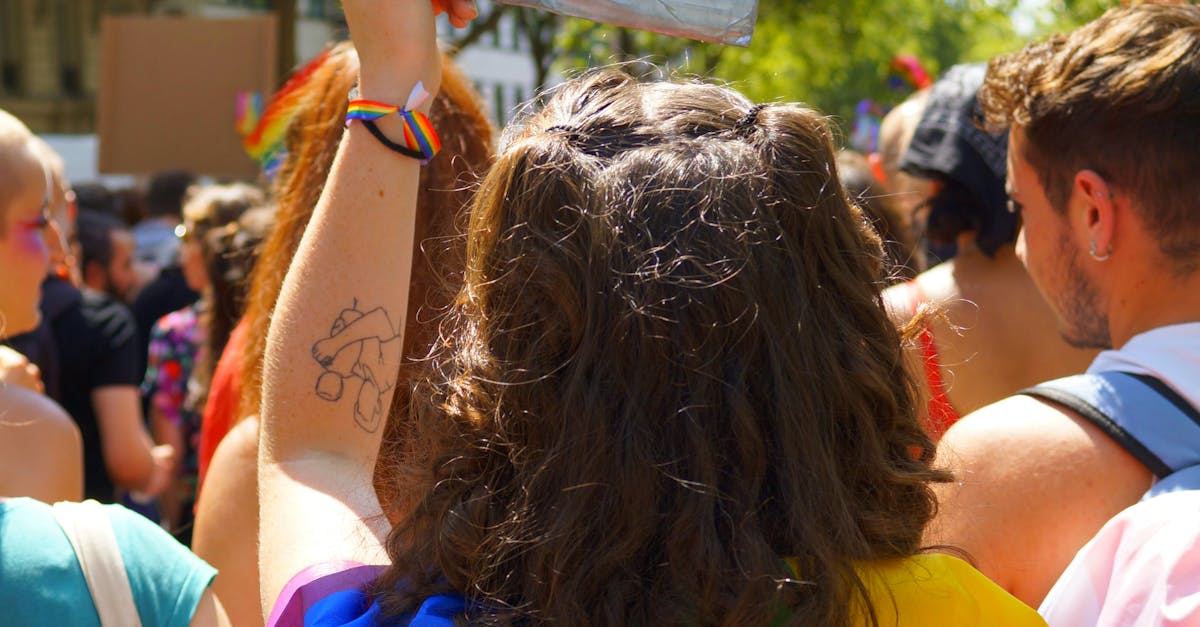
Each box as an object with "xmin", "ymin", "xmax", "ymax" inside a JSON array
[{"xmin": 311, "ymin": 300, "xmax": 402, "ymax": 433}]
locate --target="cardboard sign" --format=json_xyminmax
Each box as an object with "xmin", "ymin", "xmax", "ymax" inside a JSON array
[
  {"xmin": 495, "ymin": 0, "xmax": 759, "ymax": 46},
  {"xmin": 98, "ymin": 15, "xmax": 277, "ymax": 178}
]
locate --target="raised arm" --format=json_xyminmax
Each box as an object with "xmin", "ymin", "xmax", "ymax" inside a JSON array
[{"xmin": 257, "ymin": 0, "xmax": 474, "ymax": 617}]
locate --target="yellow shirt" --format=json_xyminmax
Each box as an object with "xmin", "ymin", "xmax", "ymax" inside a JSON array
[{"xmin": 786, "ymin": 553, "xmax": 1047, "ymax": 626}]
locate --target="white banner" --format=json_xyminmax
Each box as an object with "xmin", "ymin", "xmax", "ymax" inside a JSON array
[{"xmin": 494, "ymin": 0, "xmax": 759, "ymax": 46}]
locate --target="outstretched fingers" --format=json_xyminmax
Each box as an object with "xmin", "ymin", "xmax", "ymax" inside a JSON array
[{"xmin": 433, "ymin": 0, "xmax": 478, "ymax": 28}]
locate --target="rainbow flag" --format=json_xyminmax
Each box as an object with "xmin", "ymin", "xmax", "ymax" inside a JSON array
[{"xmin": 237, "ymin": 48, "xmax": 332, "ymax": 177}]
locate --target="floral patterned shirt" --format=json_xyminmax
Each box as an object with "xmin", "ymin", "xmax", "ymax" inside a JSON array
[{"xmin": 142, "ymin": 304, "xmax": 204, "ymax": 490}]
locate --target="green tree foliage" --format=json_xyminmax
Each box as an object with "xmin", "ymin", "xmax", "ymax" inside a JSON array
[
  {"xmin": 553, "ymin": 0, "xmax": 1027, "ymax": 128},
  {"xmin": 457, "ymin": 0, "xmax": 1117, "ymax": 129},
  {"xmin": 1022, "ymin": 0, "xmax": 1115, "ymax": 35}
]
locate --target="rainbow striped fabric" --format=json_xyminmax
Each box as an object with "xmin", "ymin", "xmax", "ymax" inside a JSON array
[
  {"xmin": 346, "ymin": 81, "xmax": 441, "ymax": 162},
  {"xmin": 237, "ymin": 48, "xmax": 332, "ymax": 178}
]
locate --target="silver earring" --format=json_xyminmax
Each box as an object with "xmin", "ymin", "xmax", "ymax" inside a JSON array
[{"xmin": 1089, "ymin": 241, "xmax": 1111, "ymax": 262}]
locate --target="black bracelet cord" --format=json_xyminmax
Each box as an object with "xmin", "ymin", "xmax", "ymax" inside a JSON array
[{"xmin": 361, "ymin": 119, "xmax": 427, "ymax": 160}]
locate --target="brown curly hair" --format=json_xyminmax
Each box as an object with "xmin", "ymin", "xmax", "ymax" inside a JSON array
[
  {"xmin": 978, "ymin": 2, "xmax": 1200, "ymax": 273},
  {"xmin": 375, "ymin": 71, "xmax": 946, "ymax": 626},
  {"xmin": 179, "ymin": 182, "xmax": 268, "ymax": 414},
  {"xmin": 836, "ymin": 150, "xmax": 921, "ymax": 281}
]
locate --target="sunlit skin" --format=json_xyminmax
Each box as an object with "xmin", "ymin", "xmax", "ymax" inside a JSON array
[
  {"xmin": 432, "ymin": 0, "xmax": 477, "ymax": 27},
  {"xmin": 0, "ymin": 151, "xmax": 50, "ymax": 337},
  {"xmin": 881, "ymin": 132, "xmax": 1096, "ymax": 424},
  {"xmin": 1009, "ymin": 126, "xmax": 1200, "ymax": 349},
  {"xmin": 923, "ymin": 127, "xmax": 1151, "ymax": 606},
  {"xmin": 1008, "ymin": 128, "xmax": 1110, "ymax": 349},
  {"xmin": 43, "ymin": 184, "xmax": 78, "ymax": 283},
  {"xmin": 178, "ymin": 224, "xmax": 209, "ymax": 293},
  {"xmin": 111, "ymin": 230, "xmax": 138, "ymax": 301}
]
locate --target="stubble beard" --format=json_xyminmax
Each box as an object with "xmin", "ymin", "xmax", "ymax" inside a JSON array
[{"xmin": 1058, "ymin": 237, "xmax": 1112, "ymax": 350}]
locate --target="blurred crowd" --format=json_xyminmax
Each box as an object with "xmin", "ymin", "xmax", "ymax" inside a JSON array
[{"xmin": 1, "ymin": 2, "xmax": 1198, "ymax": 626}]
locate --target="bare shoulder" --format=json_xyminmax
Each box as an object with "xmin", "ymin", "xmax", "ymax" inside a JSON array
[
  {"xmin": 932, "ymin": 393, "xmax": 1152, "ymax": 517},
  {"xmin": 216, "ymin": 416, "xmax": 261, "ymax": 464},
  {"xmin": 197, "ymin": 416, "xmax": 260, "ymax": 527},
  {"xmin": 0, "ymin": 387, "xmax": 83, "ymax": 501},
  {"xmin": 882, "ymin": 281, "xmax": 917, "ymax": 327},
  {"xmin": 937, "ymin": 394, "xmax": 1115, "ymax": 467},
  {"xmin": 195, "ymin": 418, "xmax": 260, "ymax": 519},
  {"xmin": 882, "ymin": 263, "xmax": 959, "ymax": 326},
  {"xmin": 927, "ymin": 393, "xmax": 1153, "ymax": 605},
  {"xmin": 0, "ymin": 386, "xmax": 81, "ymax": 449}
]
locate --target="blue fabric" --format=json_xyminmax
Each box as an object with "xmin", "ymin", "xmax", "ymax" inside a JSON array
[
  {"xmin": 271, "ymin": 561, "xmax": 470, "ymax": 627},
  {"xmin": 0, "ymin": 497, "xmax": 215, "ymax": 626},
  {"xmin": 303, "ymin": 587, "xmax": 465, "ymax": 627},
  {"xmin": 1038, "ymin": 372, "xmax": 1200, "ymax": 473},
  {"xmin": 306, "ymin": 589, "xmax": 382, "ymax": 626},
  {"xmin": 1146, "ymin": 466, "xmax": 1200, "ymax": 499},
  {"xmin": 1032, "ymin": 372, "xmax": 1200, "ymax": 496},
  {"xmin": 110, "ymin": 500, "xmax": 216, "ymax": 625}
]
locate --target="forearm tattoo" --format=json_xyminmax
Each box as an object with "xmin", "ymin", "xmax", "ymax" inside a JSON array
[{"xmin": 311, "ymin": 300, "xmax": 402, "ymax": 433}]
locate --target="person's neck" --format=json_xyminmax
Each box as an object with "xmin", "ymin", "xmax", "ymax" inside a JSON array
[
  {"xmin": 1109, "ymin": 265, "xmax": 1200, "ymax": 348},
  {"xmin": 946, "ymin": 232, "xmax": 1019, "ymax": 271}
]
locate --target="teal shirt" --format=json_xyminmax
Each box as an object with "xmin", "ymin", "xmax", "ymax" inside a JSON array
[{"xmin": 0, "ymin": 497, "xmax": 216, "ymax": 626}]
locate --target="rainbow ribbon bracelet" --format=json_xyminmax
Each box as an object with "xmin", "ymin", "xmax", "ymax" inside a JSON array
[{"xmin": 346, "ymin": 81, "xmax": 441, "ymax": 163}]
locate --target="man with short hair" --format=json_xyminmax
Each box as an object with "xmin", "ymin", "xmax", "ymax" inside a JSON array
[
  {"xmin": 134, "ymin": 168, "xmax": 193, "ymax": 275},
  {"xmin": 925, "ymin": 2, "xmax": 1200, "ymax": 609},
  {"xmin": 77, "ymin": 209, "xmax": 137, "ymax": 303},
  {"xmin": 55, "ymin": 207, "xmax": 173, "ymax": 503}
]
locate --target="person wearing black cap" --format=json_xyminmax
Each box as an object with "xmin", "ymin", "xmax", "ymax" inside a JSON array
[
  {"xmin": 883, "ymin": 63, "xmax": 1096, "ymax": 440},
  {"xmin": 928, "ymin": 4, "xmax": 1200, "ymax": 614}
]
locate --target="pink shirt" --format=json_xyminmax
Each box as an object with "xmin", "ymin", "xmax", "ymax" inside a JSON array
[{"xmin": 1039, "ymin": 489, "xmax": 1200, "ymax": 626}]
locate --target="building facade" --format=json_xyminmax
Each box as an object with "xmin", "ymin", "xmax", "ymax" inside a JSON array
[
  {"xmin": 0, "ymin": 0, "xmax": 129, "ymax": 133},
  {"xmin": 441, "ymin": 0, "xmax": 542, "ymax": 127},
  {"xmin": 0, "ymin": 0, "xmax": 544, "ymax": 134}
]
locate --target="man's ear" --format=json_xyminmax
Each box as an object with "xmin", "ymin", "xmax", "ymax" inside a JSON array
[{"xmin": 1073, "ymin": 169, "xmax": 1116, "ymax": 258}]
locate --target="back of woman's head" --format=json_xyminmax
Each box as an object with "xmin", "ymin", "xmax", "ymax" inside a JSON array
[
  {"xmin": 239, "ymin": 43, "xmax": 494, "ymax": 420},
  {"xmin": 182, "ymin": 183, "xmax": 263, "ymax": 236},
  {"xmin": 205, "ymin": 204, "xmax": 276, "ymax": 316},
  {"xmin": 180, "ymin": 183, "xmax": 265, "ymax": 407},
  {"xmin": 196, "ymin": 203, "xmax": 275, "ymax": 409},
  {"xmin": 382, "ymin": 70, "xmax": 943, "ymax": 626}
]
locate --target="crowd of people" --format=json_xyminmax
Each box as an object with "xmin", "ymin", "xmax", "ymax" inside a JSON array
[{"xmin": 0, "ymin": 1, "xmax": 1197, "ymax": 625}]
